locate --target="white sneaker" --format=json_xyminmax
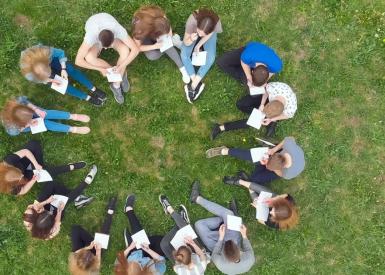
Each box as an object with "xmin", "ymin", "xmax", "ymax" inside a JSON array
[
  {"xmin": 179, "ymin": 67, "xmax": 190, "ymax": 84},
  {"xmin": 85, "ymin": 165, "xmax": 97, "ymax": 184},
  {"xmin": 172, "ymin": 34, "xmax": 183, "ymax": 49}
]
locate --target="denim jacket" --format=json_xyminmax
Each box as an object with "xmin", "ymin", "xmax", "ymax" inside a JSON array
[{"xmin": 3, "ymin": 96, "xmax": 35, "ymax": 136}]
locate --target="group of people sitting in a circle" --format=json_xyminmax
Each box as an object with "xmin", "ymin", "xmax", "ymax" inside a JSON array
[{"xmin": 1, "ymin": 5, "xmax": 306, "ymax": 275}]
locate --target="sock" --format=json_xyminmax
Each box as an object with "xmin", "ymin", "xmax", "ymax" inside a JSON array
[
  {"xmin": 91, "ymin": 87, "xmax": 96, "ymax": 92},
  {"xmin": 113, "ymin": 82, "xmax": 120, "ymax": 89},
  {"xmin": 86, "ymin": 95, "xmax": 91, "ymax": 101},
  {"xmin": 179, "ymin": 67, "xmax": 190, "ymax": 83}
]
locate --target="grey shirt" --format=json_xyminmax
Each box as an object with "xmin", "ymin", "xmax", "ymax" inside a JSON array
[
  {"xmin": 281, "ymin": 137, "xmax": 305, "ymax": 179},
  {"xmin": 211, "ymin": 238, "xmax": 255, "ymax": 275}
]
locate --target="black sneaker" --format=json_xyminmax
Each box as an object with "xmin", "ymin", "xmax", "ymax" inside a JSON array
[
  {"xmin": 265, "ymin": 122, "xmax": 277, "ymax": 138},
  {"xmin": 74, "ymin": 195, "xmax": 94, "ymax": 209},
  {"xmin": 68, "ymin": 161, "xmax": 86, "ymax": 170},
  {"xmin": 124, "ymin": 194, "xmax": 136, "ymax": 213},
  {"xmin": 192, "ymin": 82, "xmax": 205, "ymax": 101},
  {"xmin": 107, "ymin": 196, "xmax": 117, "ymax": 213},
  {"xmin": 91, "ymin": 88, "xmax": 107, "ymax": 101},
  {"xmin": 223, "ymin": 176, "xmax": 240, "ymax": 186},
  {"xmin": 159, "ymin": 195, "xmax": 171, "ymax": 215},
  {"xmin": 179, "ymin": 204, "xmax": 190, "ymax": 224},
  {"xmin": 229, "ymin": 198, "xmax": 239, "ymax": 216},
  {"xmin": 88, "ymin": 96, "xmax": 103, "ymax": 106},
  {"xmin": 237, "ymin": 170, "xmax": 249, "ymax": 181},
  {"xmin": 211, "ymin": 123, "xmax": 222, "ymax": 140},
  {"xmin": 190, "ymin": 181, "xmax": 200, "ymax": 203}
]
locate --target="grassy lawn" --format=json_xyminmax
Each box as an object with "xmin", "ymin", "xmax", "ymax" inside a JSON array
[{"xmin": 0, "ymin": 0, "xmax": 384, "ymax": 274}]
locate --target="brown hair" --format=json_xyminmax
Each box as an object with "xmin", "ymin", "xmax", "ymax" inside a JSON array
[
  {"xmin": 114, "ymin": 251, "xmax": 154, "ymax": 275},
  {"xmin": 173, "ymin": 245, "xmax": 192, "ymax": 265},
  {"xmin": 68, "ymin": 250, "xmax": 100, "ymax": 275},
  {"xmin": 132, "ymin": 6, "xmax": 170, "ymax": 40},
  {"xmin": 99, "ymin": 29, "xmax": 114, "ymax": 47},
  {"xmin": 269, "ymin": 197, "xmax": 299, "ymax": 230},
  {"xmin": 23, "ymin": 209, "xmax": 55, "ymax": 239},
  {"xmin": 2, "ymin": 100, "xmax": 34, "ymax": 128},
  {"xmin": 264, "ymin": 100, "xmax": 284, "ymax": 118},
  {"xmin": 251, "ymin": 65, "xmax": 269, "ymax": 86},
  {"xmin": 266, "ymin": 154, "xmax": 286, "ymax": 171},
  {"xmin": 223, "ymin": 240, "xmax": 240, "ymax": 262},
  {"xmin": 193, "ymin": 9, "xmax": 219, "ymax": 34},
  {"xmin": 0, "ymin": 162, "xmax": 26, "ymax": 194},
  {"xmin": 20, "ymin": 45, "xmax": 51, "ymax": 81}
]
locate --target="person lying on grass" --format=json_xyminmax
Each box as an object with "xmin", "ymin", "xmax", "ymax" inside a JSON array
[{"xmin": 1, "ymin": 96, "xmax": 90, "ymax": 135}]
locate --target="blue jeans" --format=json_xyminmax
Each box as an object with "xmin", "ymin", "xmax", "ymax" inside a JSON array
[
  {"xmin": 24, "ymin": 110, "xmax": 71, "ymax": 133},
  {"xmin": 181, "ymin": 33, "xmax": 217, "ymax": 79},
  {"xmin": 50, "ymin": 58, "xmax": 93, "ymax": 100}
]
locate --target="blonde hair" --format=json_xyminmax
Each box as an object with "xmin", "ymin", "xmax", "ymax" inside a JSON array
[
  {"xmin": 0, "ymin": 162, "xmax": 26, "ymax": 194},
  {"xmin": 264, "ymin": 100, "xmax": 284, "ymax": 118},
  {"xmin": 1, "ymin": 99, "xmax": 34, "ymax": 128},
  {"xmin": 20, "ymin": 45, "xmax": 51, "ymax": 81},
  {"xmin": 68, "ymin": 251, "xmax": 100, "ymax": 275}
]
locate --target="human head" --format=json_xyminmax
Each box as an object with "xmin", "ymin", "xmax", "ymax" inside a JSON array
[
  {"xmin": 20, "ymin": 45, "xmax": 51, "ymax": 81},
  {"xmin": 223, "ymin": 240, "xmax": 240, "ymax": 263},
  {"xmin": 23, "ymin": 209, "xmax": 55, "ymax": 239},
  {"xmin": 132, "ymin": 6, "xmax": 170, "ymax": 40},
  {"xmin": 2, "ymin": 100, "xmax": 34, "ymax": 128},
  {"xmin": 193, "ymin": 9, "xmax": 219, "ymax": 36},
  {"xmin": 263, "ymin": 100, "xmax": 284, "ymax": 118},
  {"xmin": 114, "ymin": 251, "xmax": 154, "ymax": 275},
  {"xmin": 251, "ymin": 65, "xmax": 269, "ymax": 87},
  {"xmin": 99, "ymin": 29, "xmax": 114, "ymax": 48},
  {"xmin": 266, "ymin": 153, "xmax": 286, "ymax": 171},
  {"xmin": 0, "ymin": 162, "xmax": 26, "ymax": 194},
  {"xmin": 173, "ymin": 245, "xmax": 192, "ymax": 265},
  {"xmin": 269, "ymin": 197, "xmax": 299, "ymax": 230},
  {"xmin": 68, "ymin": 250, "xmax": 99, "ymax": 275}
]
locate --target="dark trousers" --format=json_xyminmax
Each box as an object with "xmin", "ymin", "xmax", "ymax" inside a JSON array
[
  {"xmin": 228, "ymin": 148, "xmax": 280, "ymax": 185},
  {"xmin": 37, "ymin": 180, "xmax": 88, "ymax": 219},
  {"xmin": 24, "ymin": 140, "xmax": 75, "ymax": 178},
  {"xmin": 217, "ymin": 47, "xmax": 247, "ymax": 85},
  {"xmin": 125, "ymin": 210, "xmax": 164, "ymax": 257}
]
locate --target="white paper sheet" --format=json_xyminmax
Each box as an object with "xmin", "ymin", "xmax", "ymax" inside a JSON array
[
  {"xmin": 227, "ymin": 215, "xmax": 242, "ymax": 232},
  {"xmin": 159, "ymin": 35, "xmax": 174, "ymax": 52},
  {"xmin": 192, "ymin": 51, "xmax": 207, "ymax": 66},
  {"xmin": 256, "ymin": 191, "xmax": 273, "ymax": 221},
  {"xmin": 33, "ymin": 169, "xmax": 53, "ymax": 182},
  {"xmin": 106, "ymin": 68, "xmax": 123, "ymax": 82},
  {"xmin": 132, "ymin": 229, "xmax": 151, "ymax": 249},
  {"xmin": 246, "ymin": 108, "xmax": 266, "ymax": 129},
  {"xmin": 50, "ymin": 194, "xmax": 69, "ymax": 208},
  {"xmin": 170, "ymin": 225, "xmax": 198, "ymax": 250},
  {"xmin": 94, "ymin": 233, "xmax": 110, "ymax": 249},
  {"xmin": 30, "ymin": 117, "xmax": 47, "ymax": 134},
  {"xmin": 51, "ymin": 75, "xmax": 68, "ymax": 95},
  {"xmin": 249, "ymin": 85, "xmax": 266, "ymax": 96},
  {"xmin": 250, "ymin": 147, "xmax": 269, "ymax": 163}
]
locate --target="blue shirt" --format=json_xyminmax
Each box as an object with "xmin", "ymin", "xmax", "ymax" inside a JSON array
[
  {"xmin": 240, "ymin": 42, "xmax": 283, "ymax": 73},
  {"xmin": 127, "ymin": 250, "xmax": 166, "ymax": 275}
]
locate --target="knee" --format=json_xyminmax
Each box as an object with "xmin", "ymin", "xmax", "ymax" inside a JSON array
[
  {"xmin": 160, "ymin": 237, "xmax": 169, "ymax": 251},
  {"xmin": 145, "ymin": 52, "xmax": 161, "ymax": 61},
  {"xmin": 194, "ymin": 220, "xmax": 206, "ymax": 233},
  {"xmin": 84, "ymin": 52, "xmax": 97, "ymax": 63}
]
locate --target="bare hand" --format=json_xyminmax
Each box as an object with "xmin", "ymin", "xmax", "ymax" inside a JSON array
[
  {"xmin": 35, "ymin": 164, "xmax": 43, "ymax": 170},
  {"xmin": 260, "ymin": 157, "xmax": 269, "ymax": 165},
  {"xmin": 99, "ymin": 68, "xmax": 108, "ymax": 77},
  {"xmin": 190, "ymin": 33, "xmax": 198, "ymax": 42},
  {"xmin": 35, "ymin": 109, "xmax": 47, "ymax": 119},
  {"xmin": 58, "ymin": 201, "xmax": 65, "ymax": 211},
  {"xmin": 94, "ymin": 242, "xmax": 102, "ymax": 250},
  {"xmin": 141, "ymin": 243, "xmax": 149, "ymax": 250},
  {"xmin": 128, "ymin": 241, "xmax": 136, "ymax": 250},
  {"xmin": 30, "ymin": 119, "xmax": 39, "ymax": 127},
  {"xmin": 262, "ymin": 118, "xmax": 272, "ymax": 126},
  {"xmin": 219, "ymin": 224, "xmax": 226, "ymax": 240},
  {"xmin": 115, "ymin": 64, "xmax": 126, "ymax": 77},
  {"xmin": 250, "ymin": 199, "xmax": 258, "ymax": 209},
  {"xmin": 240, "ymin": 224, "xmax": 247, "ymax": 238},
  {"xmin": 184, "ymin": 236, "xmax": 194, "ymax": 245},
  {"xmin": 47, "ymin": 195, "xmax": 55, "ymax": 204},
  {"xmin": 50, "ymin": 79, "xmax": 62, "ymax": 85},
  {"xmin": 258, "ymin": 104, "xmax": 264, "ymax": 112},
  {"xmin": 61, "ymin": 69, "xmax": 68, "ymax": 80}
]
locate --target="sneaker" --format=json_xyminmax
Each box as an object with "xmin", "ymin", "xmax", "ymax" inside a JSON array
[
  {"xmin": 184, "ymin": 84, "xmax": 195, "ymax": 104},
  {"xmin": 68, "ymin": 161, "xmax": 86, "ymax": 170},
  {"xmin": 265, "ymin": 122, "xmax": 277, "ymax": 138},
  {"xmin": 88, "ymin": 95, "xmax": 103, "ymax": 106},
  {"xmin": 121, "ymin": 72, "xmax": 130, "ymax": 93},
  {"xmin": 109, "ymin": 83, "xmax": 124, "ymax": 104},
  {"xmin": 84, "ymin": 165, "xmax": 97, "ymax": 184},
  {"xmin": 172, "ymin": 33, "xmax": 183, "ymax": 49},
  {"xmin": 192, "ymin": 82, "xmax": 205, "ymax": 101},
  {"xmin": 107, "ymin": 196, "xmax": 117, "ymax": 212},
  {"xmin": 159, "ymin": 195, "xmax": 171, "ymax": 215},
  {"xmin": 210, "ymin": 124, "xmax": 222, "ymax": 140},
  {"xmin": 124, "ymin": 194, "xmax": 136, "ymax": 213},
  {"xmin": 205, "ymin": 146, "xmax": 227, "ymax": 158},
  {"xmin": 91, "ymin": 88, "xmax": 107, "ymax": 101},
  {"xmin": 74, "ymin": 195, "xmax": 94, "ymax": 209},
  {"xmin": 237, "ymin": 170, "xmax": 249, "ymax": 181},
  {"xmin": 190, "ymin": 181, "xmax": 200, "ymax": 203},
  {"xmin": 223, "ymin": 176, "xmax": 240, "ymax": 186},
  {"xmin": 229, "ymin": 198, "xmax": 239, "ymax": 216},
  {"xmin": 179, "ymin": 204, "xmax": 190, "ymax": 224}
]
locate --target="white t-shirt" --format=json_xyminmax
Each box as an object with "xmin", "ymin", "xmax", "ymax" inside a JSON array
[
  {"xmin": 266, "ymin": 82, "xmax": 297, "ymax": 118},
  {"xmin": 84, "ymin": 13, "xmax": 128, "ymax": 47},
  {"xmin": 173, "ymin": 253, "xmax": 209, "ymax": 275}
]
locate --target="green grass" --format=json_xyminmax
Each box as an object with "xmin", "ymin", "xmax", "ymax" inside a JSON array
[{"xmin": 0, "ymin": 0, "xmax": 384, "ymax": 274}]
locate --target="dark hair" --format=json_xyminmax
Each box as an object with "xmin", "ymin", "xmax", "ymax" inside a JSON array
[
  {"xmin": 132, "ymin": 5, "xmax": 170, "ymax": 40},
  {"xmin": 173, "ymin": 245, "xmax": 192, "ymax": 265},
  {"xmin": 266, "ymin": 153, "xmax": 286, "ymax": 171},
  {"xmin": 251, "ymin": 65, "xmax": 269, "ymax": 86},
  {"xmin": 23, "ymin": 209, "xmax": 55, "ymax": 239},
  {"xmin": 223, "ymin": 240, "xmax": 240, "ymax": 262},
  {"xmin": 99, "ymin": 29, "xmax": 114, "ymax": 47},
  {"xmin": 193, "ymin": 9, "xmax": 219, "ymax": 34}
]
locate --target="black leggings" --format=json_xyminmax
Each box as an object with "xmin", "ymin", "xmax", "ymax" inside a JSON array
[
  {"xmin": 217, "ymin": 47, "xmax": 247, "ymax": 85},
  {"xmin": 125, "ymin": 210, "xmax": 164, "ymax": 257}
]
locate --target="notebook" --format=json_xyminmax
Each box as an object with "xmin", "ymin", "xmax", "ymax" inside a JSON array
[
  {"xmin": 255, "ymin": 191, "xmax": 273, "ymax": 221},
  {"xmin": 170, "ymin": 225, "xmax": 197, "ymax": 249},
  {"xmin": 51, "ymin": 75, "xmax": 68, "ymax": 95},
  {"xmin": 50, "ymin": 195, "xmax": 69, "ymax": 208},
  {"xmin": 33, "ymin": 169, "xmax": 53, "ymax": 182},
  {"xmin": 106, "ymin": 68, "xmax": 122, "ymax": 82},
  {"xmin": 246, "ymin": 108, "xmax": 266, "ymax": 129},
  {"xmin": 30, "ymin": 118, "xmax": 47, "ymax": 134},
  {"xmin": 250, "ymin": 147, "xmax": 269, "ymax": 163},
  {"xmin": 132, "ymin": 229, "xmax": 151, "ymax": 249},
  {"xmin": 192, "ymin": 51, "xmax": 207, "ymax": 66},
  {"xmin": 94, "ymin": 233, "xmax": 110, "ymax": 249},
  {"xmin": 159, "ymin": 35, "xmax": 174, "ymax": 52},
  {"xmin": 227, "ymin": 215, "xmax": 242, "ymax": 232},
  {"xmin": 249, "ymin": 85, "xmax": 266, "ymax": 96}
]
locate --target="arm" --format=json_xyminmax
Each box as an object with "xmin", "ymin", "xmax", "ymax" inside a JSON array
[
  {"xmin": 123, "ymin": 241, "xmax": 137, "ymax": 257},
  {"xmin": 134, "ymin": 38, "xmax": 161, "ymax": 52},
  {"xmin": 194, "ymin": 32, "xmax": 214, "ymax": 51},
  {"xmin": 14, "ymin": 149, "xmax": 42, "ymax": 170},
  {"xmin": 241, "ymin": 60, "xmax": 252, "ymax": 84},
  {"xmin": 75, "ymin": 42, "xmax": 109, "ymax": 71},
  {"xmin": 270, "ymin": 114, "xmax": 289, "ymax": 122},
  {"xmin": 118, "ymin": 36, "xmax": 140, "ymax": 68},
  {"xmin": 142, "ymin": 245, "xmax": 162, "ymax": 261},
  {"xmin": 190, "ymin": 242, "xmax": 206, "ymax": 261},
  {"xmin": 183, "ymin": 32, "xmax": 198, "ymax": 46},
  {"xmin": 17, "ymin": 177, "xmax": 38, "ymax": 195},
  {"xmin": 269, "ymin": 139, "xmax": 285, "ymax": 155},
  {"xmin": 259, "ymin": 92, "xmax": 269, "ymax": 111}
]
